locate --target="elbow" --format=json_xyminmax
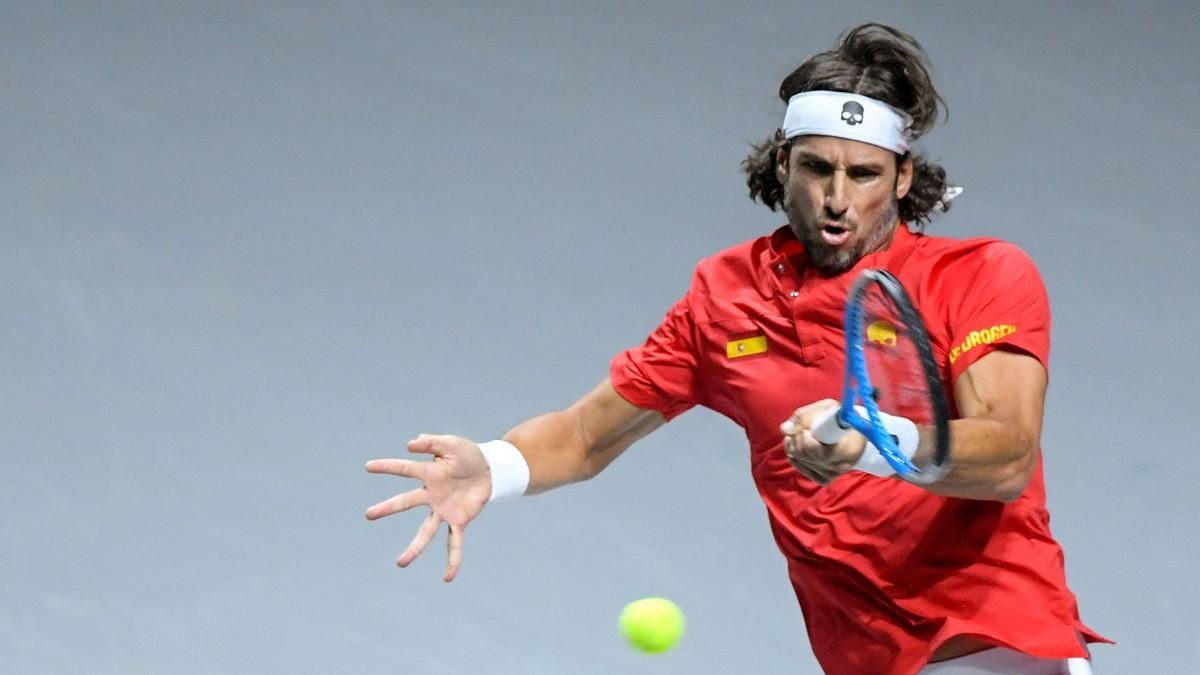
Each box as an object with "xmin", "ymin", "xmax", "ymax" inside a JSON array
[
  {"xmin": 993, "ymin": 482, "xmax": 1026, "ymax": 504},
  {"xmin": 992, "ymin": 446, "xmax": 1038, "ymax": 503}
]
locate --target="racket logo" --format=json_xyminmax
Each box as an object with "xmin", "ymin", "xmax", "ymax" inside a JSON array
[{"xmin": 866, "ymin": 320, "xmax": 898, "ymax": 347}]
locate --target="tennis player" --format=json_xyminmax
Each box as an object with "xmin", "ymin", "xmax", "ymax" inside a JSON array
[{"xmin": 366, "ymin": 23, "xmax": 1108, "ymax": 675}]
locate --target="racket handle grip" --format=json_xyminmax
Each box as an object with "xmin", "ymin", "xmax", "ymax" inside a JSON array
[{"xmin": 811, "ymin": 405, "xmax": 849, "ymax": 444}]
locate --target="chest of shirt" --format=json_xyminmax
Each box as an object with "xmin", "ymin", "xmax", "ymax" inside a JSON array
[{"xmin": 687, "ymin": 272, "xmax": 955, "ymax": 449}]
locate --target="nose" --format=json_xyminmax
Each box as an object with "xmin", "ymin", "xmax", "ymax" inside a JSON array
[{"xmin": 824, "ymin": 171, "xmax": 849, "ymax": 217}]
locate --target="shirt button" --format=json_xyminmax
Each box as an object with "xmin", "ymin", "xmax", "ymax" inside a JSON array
[
  {"xmin": 789, "ymin": 290, "xmax": 799, "ymax": 298},
  {"xmin": 775, "ymin": 264, "xmax": 785, "ymax": 273}
]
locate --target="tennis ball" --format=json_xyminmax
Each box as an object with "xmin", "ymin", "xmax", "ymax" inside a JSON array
[{"xmin": 618, "ymin": 597, "xmax": 685, "ymax": 654}]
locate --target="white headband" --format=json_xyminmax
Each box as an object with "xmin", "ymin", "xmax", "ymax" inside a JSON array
[{"xmin": 781, "ymin": 90, "xmax": 912, "ymax": 154}]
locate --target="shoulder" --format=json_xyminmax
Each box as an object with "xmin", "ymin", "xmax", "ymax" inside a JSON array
[
  {"xmin": 910, "ymin": 233, "xmax": 1044, "ymax": 289},
  {"xmin": 911, "ymin": 232, "xmax": 1036, "ymax": 268},
  {"xmin": 688, "ymin": 231, "xmax": 777, "ymax": 296},
  {"xmin": 905, "ymin": 233, "xmax": 1051, "ymax": 348}
]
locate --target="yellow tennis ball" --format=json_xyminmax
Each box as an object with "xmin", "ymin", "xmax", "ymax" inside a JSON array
[{"xmin": 618, "ymin": 597, "xmax": 685, "ymax": 654}]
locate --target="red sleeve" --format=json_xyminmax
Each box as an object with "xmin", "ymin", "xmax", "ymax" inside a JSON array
[
  {"xmin": 944, "ymin": 242, "xmax": 1051, "ymax": 381},
  {"xmin": 609, "ymin": 293, "xmax": 699, "ymax": 421}
]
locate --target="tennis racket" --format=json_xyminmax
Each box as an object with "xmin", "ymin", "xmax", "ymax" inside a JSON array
[{"xmin": 811, "ymin": 268, "xmax": 950, "ymax": 483}]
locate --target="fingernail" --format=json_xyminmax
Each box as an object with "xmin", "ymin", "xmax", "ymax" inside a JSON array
[{"xmin": 781, "ymin": 420, "xmax": 796, "ymax": 434}]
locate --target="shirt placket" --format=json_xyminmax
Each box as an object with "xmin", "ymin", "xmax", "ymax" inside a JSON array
[{"xmin": 765, "ymin": 253, "xmax": 822, "ymax": 364}]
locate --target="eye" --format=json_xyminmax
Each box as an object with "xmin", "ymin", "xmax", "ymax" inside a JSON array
[
  {"xmin": 848, "ymin": 168, "xmax": 881, "ymax": 180},
  {"xmin": 800, "ymin": 160, "xmax": 832, "ymax": 175}
]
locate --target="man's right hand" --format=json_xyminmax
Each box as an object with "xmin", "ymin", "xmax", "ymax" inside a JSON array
[{"xmin": 364, "ymin": 434, "xmax": 492, "ymax": 582}]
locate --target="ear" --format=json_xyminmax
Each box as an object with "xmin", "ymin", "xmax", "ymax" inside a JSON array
[
  {"xmin": 895, "ymin": 154, "xmax": 914, "ymax": 200},
  {"xmin": 775, "ymin": 145, "xmax": 790, "ymax": 185}
]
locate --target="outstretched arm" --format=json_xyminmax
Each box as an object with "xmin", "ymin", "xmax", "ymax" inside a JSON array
[
  {"xmin": 508, "ymin": 378, "xmax": 666, "ymax": 494},
  {"xmin": 364, "ymin": 378, "xmax": 663, "ymax": 580}
]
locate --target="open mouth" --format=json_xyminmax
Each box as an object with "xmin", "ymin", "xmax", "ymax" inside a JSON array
[{"xmin": 819, "ymin": 223, "xmax": 851, "ymax": 246}]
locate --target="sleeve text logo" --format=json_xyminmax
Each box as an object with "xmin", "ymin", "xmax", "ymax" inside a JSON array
[{"xmin": 949, "ymin": 324, "xmax": 1017, "ymax": 363}]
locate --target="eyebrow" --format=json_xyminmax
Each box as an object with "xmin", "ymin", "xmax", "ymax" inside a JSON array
[{"xmin": 793, "ymin": 150, "xmax": 886, "ymax": 173}]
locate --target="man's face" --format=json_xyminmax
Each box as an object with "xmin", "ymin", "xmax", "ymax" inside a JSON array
[{"xmin": 776, "ymin": 136, "xmax": 913, "ymax": 274}]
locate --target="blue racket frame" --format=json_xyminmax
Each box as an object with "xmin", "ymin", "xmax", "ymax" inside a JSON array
[{"xmin": 835, "ymin": 269, "xmax": 950, "ymax": 483}]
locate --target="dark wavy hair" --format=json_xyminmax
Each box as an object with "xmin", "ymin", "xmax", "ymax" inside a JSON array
[{"xmin": 742, "ymin": 23, "xmax": 951, "ymax": 225}]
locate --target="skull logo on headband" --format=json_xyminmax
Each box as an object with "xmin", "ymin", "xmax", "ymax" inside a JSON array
[{"xmin": 841, "ymin": 101, "xmax": 865, "ymax": 126}]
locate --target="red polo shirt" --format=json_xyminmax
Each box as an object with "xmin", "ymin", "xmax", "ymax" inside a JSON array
[{"xmin": 610, "ymin": 224, "xmax": 1108, "ymax": 675}]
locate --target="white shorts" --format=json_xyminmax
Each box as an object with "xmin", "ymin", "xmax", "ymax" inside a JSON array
[{"xmin": 918, "ymin": 646, "xmax": 1093, "ymax": 674}]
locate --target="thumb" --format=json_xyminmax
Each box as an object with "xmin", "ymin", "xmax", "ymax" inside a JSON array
[{"xmin": 407, "ymin": 433, "xmax": 457, "ymax": 456}]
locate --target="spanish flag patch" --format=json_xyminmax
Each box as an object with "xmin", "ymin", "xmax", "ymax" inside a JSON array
[{"xmin": 726, "ymin": 335, "xmax": 768, "ymax": 359}]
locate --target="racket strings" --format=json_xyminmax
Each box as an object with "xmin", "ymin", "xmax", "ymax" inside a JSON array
[{"xmin": 849, "ymin": 276, "xmax": 950, "ymax": 481}]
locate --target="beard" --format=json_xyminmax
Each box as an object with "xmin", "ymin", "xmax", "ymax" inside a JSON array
[{"xmin": 783, "ymin": 193, "xmax": 900, "ymax": 275}]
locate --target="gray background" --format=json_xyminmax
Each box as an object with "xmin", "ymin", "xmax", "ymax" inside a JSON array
[{"xmin": 2, "ymin": 1, "xmax": 1196, "ymax": 673}]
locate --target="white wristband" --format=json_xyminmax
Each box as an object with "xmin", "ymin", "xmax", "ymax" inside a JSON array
[
  {"xmin": 852, "ymin": 412, "xmax": 919, "ymax": 477},
  {"xmin": 478, "ymin": 440, "xmax": 530, "ymax": 502}
]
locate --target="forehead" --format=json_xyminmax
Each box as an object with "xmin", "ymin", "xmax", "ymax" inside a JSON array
[{"xmin": 789, "ymin": 135, "xmax": 896, "ymax": 165}]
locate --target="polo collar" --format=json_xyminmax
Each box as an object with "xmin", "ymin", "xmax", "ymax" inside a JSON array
[{"xmin": 765, "ymin": 222, "xmax": 920, "ymax": 278}]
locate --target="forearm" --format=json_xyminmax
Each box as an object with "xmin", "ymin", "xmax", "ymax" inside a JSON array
[
  {"xmin": 915, "ymin": 416, "xmax": 1038, "ymax": 502},
  {"xmin": 502, "ymin": 380, "xmax": 665, "ymax": 495},
  {"xmin": 503, "ymin": 411, "xmax": 595, "ymax": 494}
]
